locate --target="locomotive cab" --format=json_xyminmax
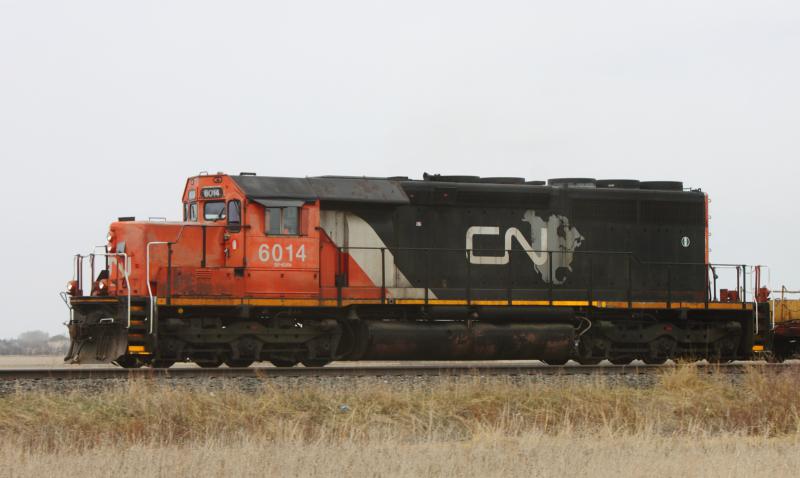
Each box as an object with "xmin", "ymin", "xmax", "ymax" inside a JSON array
[{"xmin": 64, "ymin": 172, "xmax": 331, "ymax": 366}]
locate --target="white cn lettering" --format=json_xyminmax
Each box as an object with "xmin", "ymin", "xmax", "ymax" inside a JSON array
[{"xmin": 465, "ymin": 226, "xmax": 548, "ymax": 266}]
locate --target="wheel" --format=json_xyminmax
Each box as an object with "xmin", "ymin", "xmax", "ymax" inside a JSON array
[
  {"xmin": 577, "ymin": 357, "xmax": 602, "ymax": 365},
  {"xmin": 766, "ymin": 352, "xmax": 786, "ymax": 363},
  {"xmin": 576, "ymin": 338, "xmax": 602, "ymax": 365},
  {"xmin": 646, "ymin": 337, "xmax": 676, "ymax": 365},
  {"xmin": 541, "ymin": 357, "xmax": 569, "ymax": 366},
  {"xmin": 149, "ymin": 360, "xmax": 175, "ymax": 368},
  {"xmin": 195, "ymin": 359, "xmax": 223, "ymax": 368},
  {"xmin": 270, "ymin": 360, "xmax": 298, "ymax": 368},
  {"xmin": 302, "ymin": 360, "xmax": 331, "ymax": 367},
  {"xmin": 114, "ymin": 356, "xmax": 142, "ymax": 369},
  {"xmin": 642, "ymin": 357, "xmax": 667, "ymax": 365},
  {"xmin": 707, "ymin": 338, "xmax": 737, "ymax": 364},
  {"xmin": 770, "ymin": 338, "xmax": 792, "ymax": 363},
  {"xmin": 225, "ymin": 359, "xmax": 254, "ymax": 368},
  {"xmin": 706, "ymin": 356, "xmax": 734, "ymax": 364}
]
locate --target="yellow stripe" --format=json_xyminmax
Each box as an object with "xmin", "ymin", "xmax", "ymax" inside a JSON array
[
  {"xmin": 127, "ymin": 345, "xmax": 147, "ymax": 354},
  {"xmin": 161, "ymin": 297, "xmax": 243, "ymax": 306},
  {"xmin": 497, "ymin": 300, "xmax": 552, "ymax": 306},
  {"xmin": 70, "ymin": 298, "xmax": 119, "ymax": 304},
  {"xmin": 248, "ymin": 298, "xmax": 326, "ymax": 307},
  {"xmin": 706, "ymin": 302, "xmax": 754, "ymax": 310},
  {"xmin": 156, "ymin": 296, "xmax": 753, "ymax": 310}
]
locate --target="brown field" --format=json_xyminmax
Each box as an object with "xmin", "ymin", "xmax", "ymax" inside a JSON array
[
  {"xmin": 1, "ymin": 365, "xmax": 800, "ymax": 477},
  {"xmin": 0, "ymin": 355, "xmax": 75, "ymax": 368},
  {"xmin": 3, "ymin": 434, "xmax": 799, "ymax": 478}
]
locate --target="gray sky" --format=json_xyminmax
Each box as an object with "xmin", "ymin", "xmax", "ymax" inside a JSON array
[{"xmin": 1, "ymin": 1, "xmax": 798, "ymax": 338}]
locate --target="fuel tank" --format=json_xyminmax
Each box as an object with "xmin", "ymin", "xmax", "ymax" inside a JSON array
[{"xmin": 349, "ymin": 321, "xmax": 574, "ymax": 362}]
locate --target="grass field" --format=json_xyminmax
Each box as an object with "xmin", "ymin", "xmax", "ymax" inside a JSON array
[
  {"xmin": 1, "ymin": 364, "xmax": 799, "ymax": 477},
  {"xmin": 3, "ymin": 433, "xmax": 799, "ymax": 478},
  {"xmin": 0, "ymin": 355, "xmax": 71, "ymax": 368}
]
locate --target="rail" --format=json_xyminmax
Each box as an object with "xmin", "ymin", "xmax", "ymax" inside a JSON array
[{"xmin": 1, "ymin": 362, "xmax": 793, "ymax": 381}]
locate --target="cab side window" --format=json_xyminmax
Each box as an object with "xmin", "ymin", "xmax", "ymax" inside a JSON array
[
  {"xmin": 227, "ymin": 200, "xmax": 241, "ymax": 232},
  {"xmin": 186, "ymin": 190, "xmax": 197, "ymax": 222},
  {"xmin": 265, "ymin": 207, "xmax": 299, "ymax": 235}
]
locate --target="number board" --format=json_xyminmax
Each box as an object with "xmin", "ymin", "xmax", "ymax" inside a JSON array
[{"xmin": 201, "ymin": 187, "xmax": 224, "ymax": 199}]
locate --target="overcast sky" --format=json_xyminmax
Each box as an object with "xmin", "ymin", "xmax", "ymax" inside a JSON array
[{"xmin": 0, "ymin": 1, "xmax": 798, "ymax": 338}]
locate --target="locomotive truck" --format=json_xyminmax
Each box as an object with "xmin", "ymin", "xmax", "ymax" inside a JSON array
[{"xmin": 61, "ymin": 172, "xmax": 795, "ymax": 368}]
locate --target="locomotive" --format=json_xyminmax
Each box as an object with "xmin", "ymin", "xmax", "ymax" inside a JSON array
[{"xmin": 62, "ymin": 172, "xmax": 794, "ymax": 368}]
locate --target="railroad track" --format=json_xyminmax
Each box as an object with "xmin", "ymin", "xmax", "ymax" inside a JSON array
[{"xmin": 0, "ymin": 362, "xmax": 794, "ymax": 381}]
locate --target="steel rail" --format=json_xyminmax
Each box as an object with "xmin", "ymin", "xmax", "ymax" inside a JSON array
[{"xmin": 0, "ymin": 363, "xmax": 794, "ymax": 381}]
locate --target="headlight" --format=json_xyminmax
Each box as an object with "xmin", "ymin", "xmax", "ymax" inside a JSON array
[
  {"xmin": 66, "ymin": 280, "xmax": 78, "ymax": 296},
  {"xmin": 107, "ymin": 231, "xmax": 113, "ymax": 243}
]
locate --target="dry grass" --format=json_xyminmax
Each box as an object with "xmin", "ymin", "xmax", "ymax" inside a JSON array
[
  {"xmin": 0, "ymin": 355, "xmax": 72, "ymax": 368},
  {"xmin": 1, "ymin": 365, "xmax": 799, "ymax": 477},
  {"xmin": 4, "ymin": 433, "xmax": 800, "ymax": 478}
]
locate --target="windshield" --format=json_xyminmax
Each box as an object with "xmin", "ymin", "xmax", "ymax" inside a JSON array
[{"xmin": 204, "ymin": 201, "xmax": 226, "ymax": 221}]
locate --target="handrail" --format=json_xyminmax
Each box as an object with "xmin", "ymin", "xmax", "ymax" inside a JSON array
[
  {"xmin": 335, "ymin": 245, "xmax": 748, "ymax": 275},
  {"xmin": 74, "ymin": 252, "xmax": 131, "ymax": 328},
  {"xmin": 776, "ymin": 288, "xmax": 800, "ymax": 295},
  {"xmin": 74, "ymin": 244, "xmax": 753, "ymax": 335},
  {"xmin": 333, "ymin": 245, "xmax": 749, "ymax": 269},
  {"xmin": 146, "ymin": 241, "xmax": 173, "ymax": 335},
  {"xmin": 772, "ymin": 287, "xmax": 800, "ymax": 325},
  {"xmin": 334, "ymin": 245, "xmax": 754, "ymax": 306}
]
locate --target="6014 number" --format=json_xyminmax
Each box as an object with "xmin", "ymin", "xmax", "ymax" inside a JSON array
[{"xmin": 258, "ymin": 243, "xmax": 306, "ymax": 263}]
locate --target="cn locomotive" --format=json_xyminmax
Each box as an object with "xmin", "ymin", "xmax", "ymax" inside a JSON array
[{"xmin": 62, "ymin": 172, "xmax": 796, "ymax": 368}]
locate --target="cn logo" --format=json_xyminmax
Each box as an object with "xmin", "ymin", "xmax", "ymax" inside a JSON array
[
  {"xmin": 466, "ymin": 226, "xmax": 547, "ymax": 266},
  {"xmin": 465, "ymin": 210, "xmax": 584, "ymax": 285}
]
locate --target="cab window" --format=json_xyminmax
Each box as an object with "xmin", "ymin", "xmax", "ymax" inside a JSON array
[
  {"xmin": 204, "ymin": 201, "xmax": 226, "ymax": 221},
  {"xmin": 227, "ymin": 200, "xmax": 241, "ymax": 231},
  {"xmin": 189, "ymin": 203, "xmax": 198, "ymax": 221},
  {"xmin": 265, "ymin": 207, "xmax": 299, "ymax": 235}
]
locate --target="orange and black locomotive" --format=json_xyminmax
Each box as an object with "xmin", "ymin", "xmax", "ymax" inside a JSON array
[{"xmin": 63, "ymin": 172, "xmax": 788, "ymax": 368}]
